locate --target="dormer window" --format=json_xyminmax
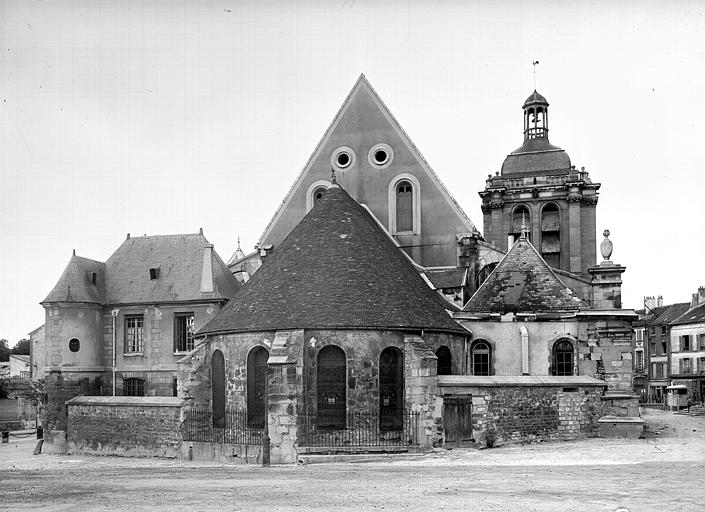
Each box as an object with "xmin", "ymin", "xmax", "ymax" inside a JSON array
[{"xmin": 149, "ymin": 268, "xmax": 160, "ymax": 280}]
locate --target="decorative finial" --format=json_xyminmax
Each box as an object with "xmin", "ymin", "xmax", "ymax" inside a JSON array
[
  {"xmin": 199, "ymin": 227, "xmax": 203, "ymax": 235},
  {"xmin": 600, "ymin": 229, "xmax": 613, "ymax": 261},
  {"xmin": 520, "ymin": 211, "xmax": 528, "ymax": 239},
  {"xmin": 72, "ymin": 248, "xmax": 76, "ymax": 256},
  {"xmin": 532, "ymin": 60, "xmax": 539, "ymax": 90},
  {"xmin": 237, "ymin": 235, "xmax": 241, "ymax": 249},
  {"xmin": 331, "ymin": 167, "xmax": 337, "ymax": 186}
]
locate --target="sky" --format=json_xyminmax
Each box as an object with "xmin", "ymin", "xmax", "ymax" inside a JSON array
[{"xmin": 1, "ymin": 0, "xmax": 704, "ymax": 345}]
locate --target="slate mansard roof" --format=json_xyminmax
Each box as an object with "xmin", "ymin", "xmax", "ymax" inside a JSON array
[
  {"xmin": 43, "ymin": 233, "xmax": 239, "ymax": 306},
  {"xmin": 199, "ymin": 186, "xmax": 467, "ymax": 336},
  {"xmin": 463, "ymin": 235, "xmax": 587, "ymax": 314}
]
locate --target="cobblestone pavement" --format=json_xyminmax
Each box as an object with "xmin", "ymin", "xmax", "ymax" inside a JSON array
[{"xmin": 0, "ymin": 407, "xmax": 703, "ymax": 511}]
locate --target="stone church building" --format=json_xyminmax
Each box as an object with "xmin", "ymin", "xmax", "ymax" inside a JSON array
[{"xmin": 39, "ymin": 75, "xmax": 640, "ymax": 460}]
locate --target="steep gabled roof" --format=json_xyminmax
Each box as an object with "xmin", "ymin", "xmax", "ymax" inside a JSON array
[
  {"xmin": 257, "ymin": 73, "xmax": 478, "ymax": 248},
  {"xmin": 104, "ymin": 233, "xmax": 239, "ymax": 304},
  {"xmin": 42, "ymin": 254, "xmax": 106, "ymax": 304},
  {"xmin": 653, "ymin": 303, "xmax": 691, "ymax": 326},
  {"xmin": 463, "ymin": 235, "xmax": 587, "ymax": 313},
  {"xmin": 200, "ymin": 186, "xmax": 467, "ymax": 335},
  {"xmin": 670, "ymin": 303, "xmax": 705, "ymax": 326}
]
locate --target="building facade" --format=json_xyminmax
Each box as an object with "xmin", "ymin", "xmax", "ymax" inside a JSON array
[
  {"xmin": 40, "ymin": 232, "xmax": 240, "ymax": 431},
  {"xmin": 669, "ymin": 292, "xmax": 705, "ymax": 403}
]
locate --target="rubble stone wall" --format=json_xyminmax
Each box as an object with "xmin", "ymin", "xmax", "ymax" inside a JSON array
[
  {"xmin": 67, "ymin": 397, "xmax": 181, "ymax": 457},
  {"xmin": 450, "ymin": 385, "xmax": 604, "ymax": 447}
]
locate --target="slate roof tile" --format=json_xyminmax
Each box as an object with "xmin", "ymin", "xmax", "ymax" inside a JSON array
[
  {"xmin": 199, "ymin": 186, "xmax": 467, "ymax": 335},
  {"xmin": 42, "ymin": 255, "xmax": 106, "ymax": 304},
  {"xmin": 463, "ymin": 235, "xmax": 587, "ymax": 313},
  {"xmin": 670, "ymin": 303, "xmax": 705, "ymax": 326}
]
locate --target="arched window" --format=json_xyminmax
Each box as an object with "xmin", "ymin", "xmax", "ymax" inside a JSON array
[
  {"xmin": 379, "ymin": 347, "xmax": 404, "ymax": 431},
  {"xmin": 312, "ymin": 186, "xmax": 326, "ymax": 206},
  {"xmin": 305, "ymin": 180, "xmax": 331, "ymax": 212},
  {"xmin": 471, "ymin": 341, "xmax": 491, "ymax": 376},
  {"xmin": 396, "ymin": 181, "xmax": 413, "ymax": 232},
  {"xmin": 476, "ymin": 262, "xmax": 499, "ymax": 289},
  {"xmin": 510, "ymin": 205, "xmax": 530, "ymax": 244},
  {"xmin": 553, "ymin": 340, "xmax": 574, "ymax": 376},
  {"xmin": 317, "ymin": 345, "xmax": 346, "ymax": 429},
  {"xmin": 541, "ymin": 203, "xmax": 561, "ymax": 268},
  {"xmin": 247, "ymin": 346, "xmax": 269, "ymax": 428},
  {"xmin": 436, "ymin": 346, "xmax": 452, "ymax": 376},
  {"xmin": 211, "ymin": 350, "xmax": 226, "ymax": 427}
]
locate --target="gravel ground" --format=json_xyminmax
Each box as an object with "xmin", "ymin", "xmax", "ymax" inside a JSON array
[{"xmin": 0, "ymin": 407, "xmax": 703, "ymax": 512}]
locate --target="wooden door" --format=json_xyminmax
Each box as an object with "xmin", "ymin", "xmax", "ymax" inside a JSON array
[{"xmin": 443, "ymin": 396, "xmax": 473, "ymax": 447}]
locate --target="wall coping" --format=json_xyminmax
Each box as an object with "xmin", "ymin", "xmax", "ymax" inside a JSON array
[
  {"xmin": 66, "ymin": 396, "xmax": 182, "ymax": 407},
  {"xmin": 438, "ymin": 375, "xmax": 607, "ymax": 388}
]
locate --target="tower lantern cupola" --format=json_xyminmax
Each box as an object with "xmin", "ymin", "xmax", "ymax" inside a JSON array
[{"xmin": 523, "ymin": 91, "xmax": 549, "ymax": 142}]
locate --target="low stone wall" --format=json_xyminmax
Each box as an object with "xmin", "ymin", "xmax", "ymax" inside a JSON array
[
  {"xmin": 439, "ymin": 376, "xmax": 608, "ymax": 448},
  {"xmin": 66, "ymin": 396, "xmax": 181, "ymax": 457},
  {"xmin": 180, "ymin": 441, "xmax": 262, "ymax": 464}
]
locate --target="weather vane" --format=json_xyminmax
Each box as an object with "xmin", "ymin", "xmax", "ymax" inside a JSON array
[{"xmin": 532, "ymin": 60, "xmax": 539, "ymax": 90}]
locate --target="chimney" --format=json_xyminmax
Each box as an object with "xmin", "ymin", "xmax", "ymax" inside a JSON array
[
  {"xmin": 644, "ymin": 296, "xmax": 655, "ymax": 311},
  {"xmin": 200, "ymin": 244, "xmax": 214, "ymax": 293},
  {"xmin": 657, "ymin": 295, "xmax": 663, "ymax": 307},
  {"xmin": 691, "ymin": 286, "xmax": 705, "ymax": 308}
]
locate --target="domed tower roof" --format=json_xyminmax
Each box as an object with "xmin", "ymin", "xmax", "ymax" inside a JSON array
[
  {"xmin": 501, "ymin": 90, "xmax": 571, "ymax": 175},
  {"xmin": 522, "ymin": 90, "xmax": 548, "ymax": 108}
]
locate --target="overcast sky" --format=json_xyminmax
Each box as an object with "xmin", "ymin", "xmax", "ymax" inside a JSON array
[{"xmin": 1, "ymin": 0, "xmax": 704, "ymax": 345}]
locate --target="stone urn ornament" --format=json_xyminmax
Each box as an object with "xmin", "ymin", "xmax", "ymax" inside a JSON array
[{"xmin": 600, "ymin": 229, "xmax": 613, "ymax": 261}]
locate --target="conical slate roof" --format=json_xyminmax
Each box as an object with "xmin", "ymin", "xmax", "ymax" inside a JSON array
[
  {"xmin": 42, "ymin": 254, "xmax": 106, "ymax": 304},
  {"xmin": 199, "ymin": 186, "xmax": 467, "ymax": 335},
  {"xmin": 463, "ymin": 235, "xmax": 587, "ymax": 314}
]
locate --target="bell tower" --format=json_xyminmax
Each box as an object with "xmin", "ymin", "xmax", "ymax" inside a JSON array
[{"xmin": 479, "ymin": 91, "xmax": 601, "ymax": 277}]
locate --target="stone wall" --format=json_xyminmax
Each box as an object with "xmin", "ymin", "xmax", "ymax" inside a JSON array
[
  {"xmin": 45, "ymin": 370, "xmax": 104, "ymax": 432},
  {"xmin": 444, "ymin": 384, "xmax": 605, "ymax": 447},
  {"xmin": 403, "ymin": 336, "xmax": 442, "ymax": 448},
  {"xmin": 66, "ymin": 396, "xmax": 181, "ymax": 457}
]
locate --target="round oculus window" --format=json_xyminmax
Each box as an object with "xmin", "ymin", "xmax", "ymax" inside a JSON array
[
  {"xmin": 368, "ymin": 143, "xmax": 394, "ymax": 169},
  {"xmin": 331, "ymin": 147, "xmax": 355, "ymax": 170},
  {"xmin": 337, "ymin": 152, "xmax": 350, "ymax": 167},
  {"xmin": 69, "ymin": 338, "xmax": 80, "ymax": 352}
]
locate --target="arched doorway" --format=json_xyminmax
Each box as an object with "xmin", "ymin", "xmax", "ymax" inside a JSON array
[
  {"xmin": 211, "ymin": 350, "xmax": 225, "ymax": 427},
  {"xmin": 247, "ymin": 346, "xmax": 269, "ymax": 428},
  {"xmin": 379, "ymin": 347, "xmax": 403, "ymax": 431},
  {"xmin": 317, "ymin": 345, "xmax": 346, "ymax": 429}
]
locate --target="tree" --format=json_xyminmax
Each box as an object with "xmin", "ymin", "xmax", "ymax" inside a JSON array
[
  {"xmin": 0, "ymin": 339, "xmax": 9, "ymax": 362},
  {"xmin": 10, "ymin": 339, "xmax": 30, "ymax": 356}
]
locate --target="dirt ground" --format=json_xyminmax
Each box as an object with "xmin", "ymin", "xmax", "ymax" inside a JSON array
[{"xmin": 1, "ymin": 407, "xmax": 703, "ymax": 512}]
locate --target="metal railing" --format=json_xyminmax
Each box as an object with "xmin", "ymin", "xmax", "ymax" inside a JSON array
[
  {"xmin": 639, "ymin": 394, "xmax": 665, "ymax": 404},
  {"xmin": 299, "ymin": 410, "xmax": 419, "ymax": 447},
  {"xmin": 182, "ymin": 408, "xmax": 263, "ymax": 445}
]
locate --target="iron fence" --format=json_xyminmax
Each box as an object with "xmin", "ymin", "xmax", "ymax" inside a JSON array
[
  {"xmin": 182, "ymin": 408, "xmax": 263, "ymax": 445},
  {"xmin": 639, "ymin": 394, "xmax": 665, "ymax": 404},
  {"xmin": 299, "ymin": 410, "xmax": 419, "ymax": 447}
]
